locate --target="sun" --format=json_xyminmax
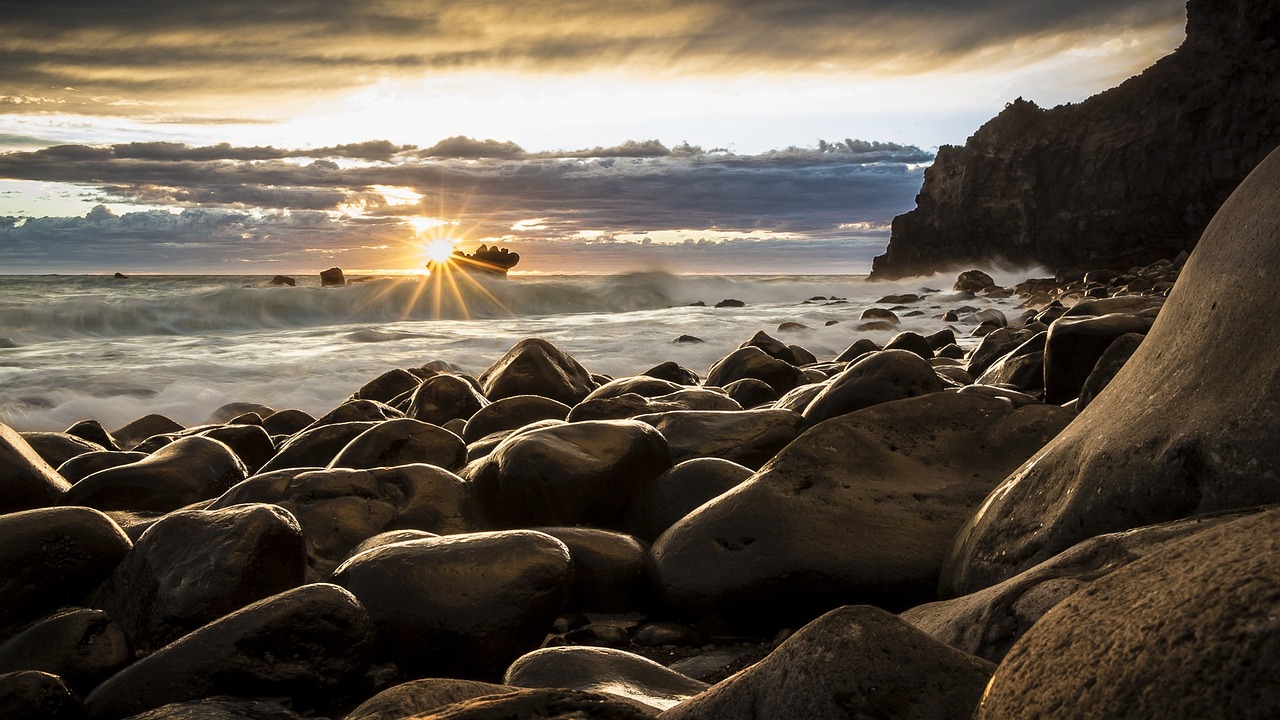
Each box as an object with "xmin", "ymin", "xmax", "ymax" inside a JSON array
[{"xmin": 423, "ymin": 238, "xmax": 458, "ymax": 264}]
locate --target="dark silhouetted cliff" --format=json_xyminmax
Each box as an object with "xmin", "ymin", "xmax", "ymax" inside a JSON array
[{"xmin": 869, "ymin": 0, "xmax": 1280, "ymax": 279}]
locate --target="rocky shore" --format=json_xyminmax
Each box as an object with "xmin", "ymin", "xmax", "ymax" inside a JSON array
[{"xmin": 3, "ymin": 150, "xmax": 1280, "ymax": 718}]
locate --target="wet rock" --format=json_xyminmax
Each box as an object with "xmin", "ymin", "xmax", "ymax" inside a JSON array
[
  {"xmin": 660, "ymin": 606, "xmax": 993, "ymax": 720},
  {"xmin": 975, "ymin": 508, "xmax": 1280, "ymax": 719},
  {"xmin": 56, "ymin": 450, "xmax": 149, "ymax": 484},
  {"xmin": 704, "ymin": 347, "xmax": 805, "ymax": 395},
  {"xmin": 722, "ymin": 379, "xmax": 777, "ymax": 409},
  {"xmin": 84, "ymin": 583, "xmax": 374, "ymax": 719},
  {"xmin": 859, "ymin": 308, "xmax": 900, "ymax": 325},
  {"xmin": 568, "ymin": 394, "xmax": 691, "ymax": 423},
  {"xmin": 1042, "ymin": 313, "xmax": 1151, "ymax": 403},
  {"xmin": 415, "ymin": 688, "xmax": 657, "ymax": 719},
  {"xmin": 257, "ymin": 420, "xmax": 381, "ymax": 473},
  {"xmin": 408, "ymin": 374, "xmax": 490, "ymax": 426},
  {"xmin": 801, "ymin": 350, "xmax": 944, "ymax": 425},
  {"xmin": 713, "ymin": 299, "xmax": 744, "ymax": 308},
  {"xmin": 0, "ymin": 608, "xmax": 129, "ymax": 693},
  {"xmin": 640, "ymin": 362, "xmax": 700, "ymax": 386},
  {"xmin": 672, "ymin": 335, "xmax": 705, "ymax": 344},
  {"xmin": 963, "ymin": 326, "xmax": 1040, "ymax": 377},
  {"xmin": 585, "ymin": 377, "xmax": 687, "ymax": 402},
  {"xmin": 633, "ymin": 622, "xmax": 701, "ymax": 648},
  {"xmin": 882, "ymin": 331, "xmax": 932, "ymax": 359},
  {"xmin": 1077, "ymin": 332, "xmax": 1145, "ymax": 410},
  {"xmin": 649, "ymin": 393, "xmax": 1074, "ymax": 623},
  {"xmin": 87, "ymin": 504, "xmax": 306, "ymax": 654},
  {"xmin": 624, "ymin": 458, "xmax": 754, "ymax": 543},
  {"xmin": 20, "ymin": 432, "xmax": 105, "ymax": 468},
  {"xmin": 775, "ymin": 322, "xmax": 808, "ymax": 332},
  {"xmin": 507, "ymin": 647, "xmax": 707, "ymax": 712},
  {"xmin": 260, "ymin": 409, "xmax": 316, "ymax": 437},
  {"xmin": 833, "ymin": 338, "xmax": 879, "ymax": 363},
  {"xmin": 346, "ymin": 678, "xmax": 513, "ymax": 720},
  {"xmin": 62, "ymin": 435, "xmax": 247, "ymax": 513},
  {"xmin": 333, "ymin": 530, "xmax": 573, "ymax": 678},
  {"xmin": 466, "ymin": 419, "xmax": 567, "ymax": 463},
  {"xmin": 320, "ymin": 267, "xmax": 347, "ymax": 286},
  {"xmin": 353, "ymin": 369, "xmax": 424, "ymax": 404},
  {"xmin": 0, "ymin": 506, "xmax": 131, "ymax": 630},
  {"xmin": 632, "ymin": 409, "xmax": 805, "ymax": 470},
  {"xmin": 974, "ymin": 331, "xmax": 1046, "ymax": 393},
  {"xmin": 64, "ymin": 419, "xmax": 121, "ymax": 452},
  {"xmin": 480, "ymin": 338, "xmax": 597, "ymax": 406},
  {"xmin": 650, "ymin": 389, "xmax": 739, "ymax": 412},
  {"xmin": 463, "ymin": 396, "xmax": 572, "ymax": 444},
  {"xmin": 210, "ymin": 464, "xmax": 484, "ymax": 580},
  {"xmin": 208, "ymin": 402, "xmax": 276, "ymax": 424},
  {"xmin": 342, "ymin": 529, "xmax": 439, "ymax": 562},
  {"xmin": 465, "ymin": 420, "xmax": 671, "ymax": 531},
  {"xmin": 329, "ymin": 418, "xmax": 467, "ymax": 472},
  {"xmin": 188, "ymin": 424, "xmax": 275, "ymax": 474},
  {"xmin": 0, "ymin": 422, "xmax": 72, "ymax": 513},
  {"xmin": 953, "ymin": 270, "xmax": 996, "ymax": 294},
  {"xmin": 112, "ymin": 414, "xmax": 184, "ymax": 451},
  {"xmin": 955, "ymin": 384, "xmax": 1041, "ymax": 408},
  {"xmin": 534, "ymin": 527, "xmax": 649, "ymax": 612},
  {"xmin": 0, "ymin": 671, "xmax": 81, "ymax": 720},
  {"xmin": 125, "ymin": 696, "xmax": 304, "ymax": 719},
  {"xmin": 306, "ymin": 399, "xmax": 404, "ymax": 429},
  {"xmin": 943, "ymin": 147, "xmax": 1280, "ymax": 594}
]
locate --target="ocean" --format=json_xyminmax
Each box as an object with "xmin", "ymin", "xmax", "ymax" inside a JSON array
[{"xmin": 0, "ymin": 270, "xmax": 1038, "ymax": 432}]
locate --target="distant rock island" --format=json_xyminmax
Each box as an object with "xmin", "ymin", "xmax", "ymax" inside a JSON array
[
  {"xmin": 433, "ymin": 244, "xmax": 520, "ymax": 277},
  {"xmin": 870, "ymin": 0, "xmax": 1280, "ymax": 279}
]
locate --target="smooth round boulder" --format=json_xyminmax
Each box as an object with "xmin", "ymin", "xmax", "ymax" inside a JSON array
[
  {"xmin": 0, "ymin": 422, "xmax": 72, "ymax": 513},
  {"xmin": 87, "ymin": 504, "xmax": 306, "ymax": 654},
  {"xmin": 64, "ymin": 419, "xmax": 121, "ymax": 451},
  {"xmin": 123, "ymin": 696, "xmax": 304, "ymax": 719},
  {"xmin": 260, "ymin": 408, "xmax": 316, "ymax": 436},
  {"xmin": 257, "ymin": 420, "xmax": 380, "ymax": 473},
  {"xmin": 464, "ymin": 420, "xmax": 671, "ymax": 531},
  {"xmin": 0, "ymin": 671, "xmax": 80, "ymax": 720},
  {"xmin": 19, "ymin": 432, "xmax": 105, "ymax": 469},
  {"xmin": 584, "ymin": 377, "xmax": 686, "ymax": 403},
  {"xmin": 0, "ymin": 608, "xmax": 129, "ymax": 693},
  {"xmin": 506, "ymin": 647, "xmax": 707, "ymax": 712},
  {"xmin": 631, "ymin": 409, "xmax": 805, "ymax": 470},
  {"xmin": 329, "ymin": 418, "xmax": 467, "ymax": 472},
  {"xmin": 304, "ymin": 399, "xmax": 404, "ymax": 430},
  {"xmin": 333, "ymin": 530, "xmax": 574, "ymax": 678},
  {"xmin": 346, "ymin": 678, "xmax": 514, "ymax": 720},
  {"xmin": 963, "ymin": 326, "xmax": 1040, "ymax": 377},
  {"xmin": 801, "ymin": 349, "xmax": 944, "ymax": 425},
  {"xmin": 210, "ymin": 464, "xmax": 485, "ymax": 580},
  {"xmin": 533, "ymin": 527, "xmax": 649, "ymax": 612},
  {"xmin": 0, "ymin": 506, "xmax": 131, "ymax": 631},
  {"xmin": 722, "ymin": 379, "xmax": 777, "ymax": 409},
  {"xmin": 463, "ymin": 396, "xmax": 572, "ymax": 444},
  {"xmin": 882, "ymin": 331, "xmax": 932, "ymax": 359},
  {"xmin": 739, "ymin": 331, "xmax": 797, "ymax": 365},
  {"xmin": 413, "ymin": 688, "xmax": 656, "ymax": 719},
  {"xmin": 973, "ymin": 331, "xmax": 1045, "ymax": 392},
  {"xmin": 568, "ymin": 394, "xmax": 692, "ymax": 423},
  {"xmin": 353, "ymin": 368, "xmax": 424, "ymax": 404},
  {"xmin": 56, "ymin": 450, "xmax": 149, "ymax": 484},
  {"xmin": 207, "ymin": 401, "xmax": 276, "ymax": 424},
  {"xmin": 649, "ymin": 393, "xmax": 1074, "ymax": 623},
  {"xmin": 641, "ymin": 362, "xmax": 700, "ymax": 386},
  {"xmin": 1042, "ymin": 312, "xmax": 1151, "ymax": 403},
  {"xmin": 704, "ymin": 347, "xmax": 805, "ymax": 395},
  {"xmin": 660, "ymin": 605, "xmax": 994, "ymax": 720},
  {"xmin": 112, "ymin": 414, "xmax": 184, "ymax": 450},
  {"xmin": 83, "ymin": 583, "xmax": 374, "ymax": 719},
  {"xmin": 479, "ymin": 338, "xmax": 598, "ymax": 406},
  {"xmin": 625, "ymin": 458, "xmax": 753, "ymax": 543},
  {"xmin": 975, "ymin": 508, "xmax": 1280, "ymax": 719},
  {"xmin": 62, "ymin": 435, "xmax": 247, "ymax": 513},
  {"xmin": 1076, "ymin": 332, "xmax": 1145, "ymax": 410},
  {"xmin": 408, "ymin": 374, "xmax": 490, "ymax": 427},
  {"xmin": 944, "ymin": 148, "xmax": 1280, "ymax": 595}
]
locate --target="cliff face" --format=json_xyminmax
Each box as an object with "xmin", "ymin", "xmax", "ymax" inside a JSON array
[{"xmin": 869, "ymin": 0, "xmax": 1280, "ymax": 279}]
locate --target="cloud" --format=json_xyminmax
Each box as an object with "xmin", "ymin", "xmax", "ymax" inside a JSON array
[
  {"xmin": 0, "ymin": 1, "xmax": 1186, "ymax": 117},
  {"xmin": 0, "ymin": 136, "xmax": 929, "ymax": 272}
]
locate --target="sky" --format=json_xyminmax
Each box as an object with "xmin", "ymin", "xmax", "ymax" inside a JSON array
[{"xmin": 0, "ymin": 0, "xmax": 1188, "ymax": 274}]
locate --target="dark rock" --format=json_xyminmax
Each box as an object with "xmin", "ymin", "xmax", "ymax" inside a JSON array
[
  {"xmin": 352, "ymin": 369, "xmax": 424, "ymax": 404},
  {"xmin": 112, "ymin": 414, "xmax": 184, "ymax": 450},
  {"xmin": 0, "ymin": 506, "xmax": 131, "ymax": 631},
  {"xmin": 533, "ymin": 527, "xmax": 649, "ymax": 612},
  {"xmin": 464, "ymin": 420, "xmax": 671, "ymax": 531},
  {"xmin": 0, "ymin": 608, "xmax": 129, "ymax": 693},
  {"xmin": 1077, "ymin": 332, "xmax": 1145, "ymax": 410},
  {"xmin": 924, "ymin": 328, "xmax": 956, "ymax": 350},
  {"xmin": 775, "ymin": 322, "xmax": 808, "ymax": 333},
  {"xmin": 650, "ymin": 389, "xmax": 739, "ymax": 412},
  {"xmin": 632, "ymin": 409, "xmax": 805, "ymax": 470},
  {"xmin": 320, "ymin": 267, "xmax": 347, "ymax": 286},
  {"xmin": 407, "ymin": 374, "xmax": 490, "ymax": 426},
  {"xmin": 306, "ymin": 399, "xmax": 404, "ymax": 429},
  {"xmin": 855, "ymin": 319, "xmax": 896, "ymax": 332},
  {"xmin": 881, "ymin": 331, "xmax": 933, "ymax": 359},
  {"xmin": 952, "ymin": 270, "xmax": 996, "ymax": 294},
  {"xmin": 772, "ymin": 383, "xmax": 825, "ymax": 414},
  {"xmin": 57, "ymin": 450, "xmax": 149, "ymax": 484},
  {"xmin": 935, "ymin": 343, "xmax": 966, "ymax": 360},
  {"xmin": 346, "ymin": 678, "xmax": 513, "ymax": 720},
  {"xmin": 649, "ymin": 393, "xmax": 1074, "ymax": 624},
  {"xmin": 260, "ymin": 409, "xmax": 316, "ymax": 437},
  {"xmin": 1043, "ymin": 312, "xmax": 1151, "ymax": 403},
  {"xmin": 62, "ymin": 435, "xmax": 247, "ymax": 513},
  {"xmin": 713, "ymin": 299, "xmax": 744, "ymax": 308},
  {"xmin": 87, "ymin": 504, "xmax": 306, "ymax": 654},
  {"xmin": 833, "ymin": 338, "xmax": 879, "ymax": 363},
  {"xmin": 641, "ymin": 362, "xmax": 700, "ymax": 386},
  {"xmin": 964, "ymin": 326, "xmax": 1040, "ymax": 377},
  {"xmin": 944, "ymin": 146, "xmax": 1280, "ymax": 594},
  {"xmin": 342, "ymin": 529, "xmax": 439, "ymax": 562},
  {"xmin": 869, "ymin": 0, "xmax": 1280, "ymax": 279},
  {"xmin": 83, "ymin": 583, "xmax": 374, "ymax": 719},
  {"xmin": 269, "ymin": 274, "xmax": 296, "ymax": 287},
  {"xmin": 563, "ymin": 623, "xmax": 633, "ymax": 649},
  {"xmin": 480, "ymin": 338, "xmax": 597, "ymax": 406},
  {"xmin": 333, "ymin": 530, "xmax": 573, "ymax": 678},
  {"xmin": 956, "ymin": 384, "xmax": 1041, "ymax": 408},
  {"xmin": 739, "ymin": 331, "xmax": 797, "ymax": 365},
  {"xmin": 704, "ymin": 347, "xmax": 805, "ymax": 395},
  {"xmin": 507, "ymin": 647, "xmax": 707, "ymax": 713},
  {"xmin": 660, "ymin": 606, "xmax": 994, "ymax": 720},
  {"xmin": 124, "ymin": 696, "xmax": 303, "ymax": 719},
  {"xmin": 877, "ymin": 293, "xmax": 920, "ymax": 304},
  {"xmin": 722, "ymin": 379, "xmax": 777, "ymax": 409},
  {"xmin": 633, "ymin": 622, "xmax": 701, "ymax": 648},
  {"xmin": 113, "ymin": 272, "xmax": 129, "ymax": 279},
  {"xmin": 207, "ymin": 402, "xmax": 275, "ymax": 424},
  {"xmin": 672, "ymin": 335, "xmax": 705, "ymax": 344},
  {"xmin": 974, "ymin": 331, "xmax": 1046, "ymax": 392},
  {"xmin": 192, "ymin": 423, "xmax": 275, "ymax": 474},
  {"xmin": 975, "ymin": 508, "xmax": 1280, "ymax": 720},
  {"xmin": 0, "ymin": 422, "xmax": 72, "ymax": 513},
  {"xmin": 801, "ymin": 350, "xmax": 944, "ymax": 425},
  {"xmin": 328, "ymin": 418, "xmax": 467, "ymax": 472},
  {"xmin": 788, "ymin": 345, "xmax": 817, "ymax": 366},
  {"xmin": 859, "ymin": 308, "xmax": 899, "ymax": 325},
  {"xmin": 0, "ymin": 671, "xmax": 81, "ymax": 720},
  {"xmin": 1061, "ymin": 295, "xmax": 1164, "ymax": 318},
  {"xmin": 625, "ymin": 458, "xmax": 755, "ymax": 543},
  {"xmin": 411, "ymin": 688, "xmax": 657, "ymax": 719},
  {"xmin": 257, "ymin": 420, "xmax": 381, "ymax": 473},
  {"xmin": 463, "ymin": 395, "xmax": 572, "ymax": 444},
  {"xmin": 466, "ymin": 419, "xmax": 566, "ymax": 463},
  {"xmin": 210, "ymin": 464, "xmax": 484, "ymax": 580},
  {"xmin": 64, "ymin": 419, "xmax": 121, "ymax": 451},
  {"xmin": 585, "ymin": 377, "xmax": 686, "ymax": 403}
]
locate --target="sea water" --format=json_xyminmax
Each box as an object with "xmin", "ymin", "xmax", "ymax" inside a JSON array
[{"xmin": 0, "ymin": 270, "xmax": 1040, "ymax": 432}]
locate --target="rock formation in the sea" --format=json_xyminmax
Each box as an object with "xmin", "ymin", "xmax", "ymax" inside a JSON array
[
  {"xmin": 319, "ymin": 267, "xmax": 346, "ymax": 287},
  {"xmin": 437, "ymin": 244, "xmax": 521, "ymax": 276},
  {"xmin": 869, "ymin": 0, "xmax": 1280, "ymax": 279}
]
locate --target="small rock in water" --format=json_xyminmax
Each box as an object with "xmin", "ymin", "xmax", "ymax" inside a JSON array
[
  {"xmin": 269, "ymin": 275, "xmax": 296, "ymax": 286},
  {"xmin": 320, "ymin": 267, "xmax": 346, "ymax": 286},
  {"xmin": 113, "ymin": 272, "xmax": 129, "ymax": 279},
  {"xmin": 714, "ymin": 298, "xmax": 745, "ymax": 308},
  {"xmin": 673, "ymin": 335, "xmax": 705, "ymax": 344}
]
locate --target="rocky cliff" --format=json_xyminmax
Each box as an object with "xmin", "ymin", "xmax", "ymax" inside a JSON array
[{"xmin": 869, "ymin": 0, "xmax": 1280, "ymax": 279}]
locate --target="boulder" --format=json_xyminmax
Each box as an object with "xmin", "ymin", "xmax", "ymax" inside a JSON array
[
  {"xmin": 83, "ymin": 583, "xmax": 374, "ymax": 719},
  {"xmin": 464, "ymin": 420, "xmax": 671, "ymax": 531},
  {"xmin": 346, "ymin": 678, "xmax": 514, "ymax": 720},
  {"xmin": 408, "ymin": 374, "xmax": 490, "ymax": 426},
  {"xmin": 964, "ymin": 326, "xmax": 1040, "ymax": 377},
  {"xmin": 659, "ymin": 606, "xmax": 994, "ymax": 720},
  {"xmin": 328, "ymin": 418, "xmax": 467, "ymax": 472},
  {"xmin": 333, "ymin": 530, "xmax": 573, "ymax": 678},
  {"xmin": 975, "ymin": 508, "xmax": 1280, "ymax": 719},
  {"xmin": 0, "ymin": 507, "xmax": 131, "ymax": 630},
  {"xmin": 953, "ymin": 270, "xmax": 996, "ymax": 294},
  {"xmin": 722, "ymin": 379, "xmax": 777, "ymax": 409},
  {"xmin": 257, "ymin": 420, "xmax": 381, "ymax": 473},
  {"xmin": 0, "ymin": 671, "xmax": 80, "ymax": 720},
  {"xmin": 207, "ymin": 401, "xmax": 276, "ymax": 424},
  {"xmin": 801, "ymin": 350, "xmax": 944, "ymax": 425},
  {"xmin": 19, "ymin": 431, "xmax": 104, "ymax": 468},
  {"xmin": 123, "ymin": 696, "xmax": 304, "ymax": 719},
  {"xmin": 87, "ymin": 504, "xmax": 306, "ymax": 654},
  {"xmin": 112, "ymin": 414, "xmax": 184, "ymax": 450},
  {"xmin": 568, "ymin": 394, "xmax": 692, "ymax": 423},
  {"xmin": 632, "ymin": 409, "xmax": 805, "ymax": 470},
  {"xmin": 0, "ymin": 422, "xmax": 72, "ymax": 513},
  {"xmin": 640, "ymin": 362, "xmax": 700, "ymax": 386},
  {"xmin": 585, "ymin": 377, "xmax": 687, "ymax": 402},
  {"xmin": 480, "ymin": 338, "xmax": 597, "ymax": 406},
  {"xmin": 305, "ymin": 399, "xmax": 404, "ymax": 429},
  {"xmin": 704, "ymin": 347, "xmax": 805, "ymax": 395},
  {"xmin": 210, "ymin": 464, "xmax": 485, "ymax": 580},
  {"xmin": 834, "ymin": 338, "xmax": 879, "ymax": 363},
  {"xmin": 973, "ymin": 331, "xmax": 1046, "ymax": 392},
  {"xmin": 739, "ymin": 331, "xmax": 797, "ymax": 365},
  {"xmin": 62, "ymin": 435, "xmax": 247, "ymax": 513},
  {"xmin": 413, "ymin": 688, "xmax": 657, "ymax": 719},
  {"xmin": 1077, "ymin": 332, "xmax": 1145, "ymax": 410},
  {"xmin": 64, "ymin": 419, "xmax": 121, "ymax": 451},
  {"xmin": 56, "ymin": 450, "xmax": 148, "ymax": 483},
  {"xmin": 1042, "ymin": 313, "xmax": 1151, "ymax": 403},
  {"xmin": 649, "ymin": 393, "xmax": 1074, "ymax": 623},
  {"xmin": 507, "ymin": 647, "xmax": 707, "ymax": 712},
  {"xmin": 320, "ymin": 267, "xmax": 346, "ymax": 286},
  {"xmin": 260, "ymin": 409, "xmax": 316, "ymax": 437},
  {"xmin": 0, "ymin": 608, "xmax": 129, "ymax": 693},
  {"xmin": 882, "ymin": 331, "xmax": 932, "ymax": 359},
  {"xmin": 533, "ymin": 527, "xmax": 649, "ymax": 612},
  {"xmin": 944, "ymin": 148, "xmax": 1280, "ymax": 594},
  {"xmin": 463, "ymin": 395, "xmax": 572, "ymax": 443},
  {"xmin": 624, "ymin": 458, "xmax": 754, "ymax": 543},
  {"xmin": 352, "ymin": 369, "xmax": 423, "ymax": 404}
]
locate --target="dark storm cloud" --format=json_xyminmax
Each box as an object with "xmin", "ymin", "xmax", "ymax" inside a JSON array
[
  {"xmin": 0, "ymin": 0, "xmax": 1186, "ymax": 114},
  {"xmin": 0, "ymin": 136, "xmax": 929, "ymax": 271}
]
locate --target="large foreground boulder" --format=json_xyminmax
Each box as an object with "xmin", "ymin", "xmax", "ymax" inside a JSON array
[
  {"xmin": 976, "ymin": 507, "xmax": 1280, "ymax": 719},
  {"xmin": 480, "ymin": 338, "xmax": 597, "ymax": 405},
  {"xmin": 62, "ymin": 435, "xmax": 247, "ymax": 513},
  {"xmin": 0, "ymin": 423, "xmax": 72, "ymax": 513},
  {"xmin": 945, "ymin": 145, "xmax": 1280, "ymax": 595}
]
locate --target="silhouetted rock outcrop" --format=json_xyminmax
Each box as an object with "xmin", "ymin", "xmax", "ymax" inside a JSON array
[{"xmin": 870, "ymin": 0, "xmax": 1280, "ymax": 279}]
